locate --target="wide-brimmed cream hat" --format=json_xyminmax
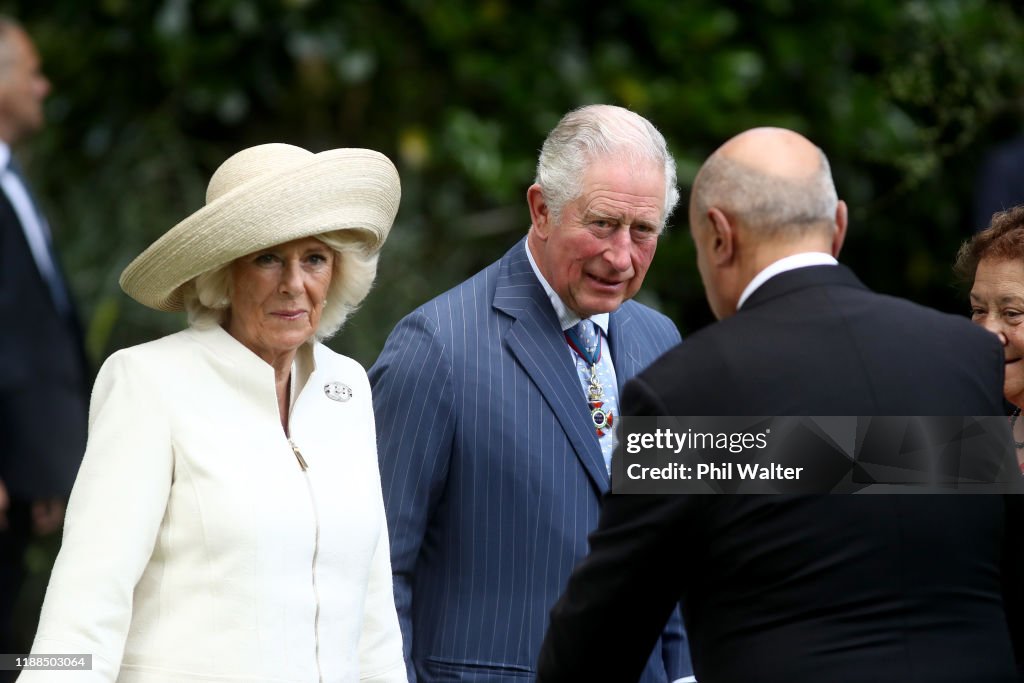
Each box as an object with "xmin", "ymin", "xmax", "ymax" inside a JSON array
[{"xmin": 120, "ymin": 143, "xmax": 401, "ymax": 312}]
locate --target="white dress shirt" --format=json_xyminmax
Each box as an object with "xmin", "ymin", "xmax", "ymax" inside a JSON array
[
  {"xmin": 737, "ymin": 252, "xmax": 838, "ymax": 310},
  {"xmin": 0, "ymin": 141, "xmax": 69, "ymax": 314}
]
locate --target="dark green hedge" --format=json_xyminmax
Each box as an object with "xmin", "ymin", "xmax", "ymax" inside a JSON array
[{"xmin": 5, "ymin": 0, "xmax": 1023, "ymax": 367}]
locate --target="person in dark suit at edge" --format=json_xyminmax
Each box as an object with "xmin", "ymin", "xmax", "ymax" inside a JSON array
[
  {"xmin": 974, "ymin": 134, "xmax": 1024, "ymax": 233},
  {"xmin": 0, "ymin": 17, "xmax": 88, "ymax": 673},
  {"xmin": 370, "ymin": 104, "xmax": 693, "ymax": 682},
  {"xmin": 538, "ymin": 127, "xmax": 1024, "ymax": 682}
]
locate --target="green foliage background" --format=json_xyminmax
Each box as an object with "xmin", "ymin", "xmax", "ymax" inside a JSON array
[{"xmin": 5, "ymin": 0, "xmax": 1024, "ymax": 368}]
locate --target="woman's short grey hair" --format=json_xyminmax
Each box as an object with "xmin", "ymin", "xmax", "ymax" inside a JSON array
[
  {"xmin": 180, "ymin": 230, "xmax": 378, "ymax": 342},
  {"xmin": 691, "ymin": 148, "xmax": 838, "ymax": 239},
  {"xmin": 534, "ymin": 104, "xmax": 679, "ymax": 227}
]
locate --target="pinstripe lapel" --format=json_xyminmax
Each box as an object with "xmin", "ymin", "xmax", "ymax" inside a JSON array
[
  {"xmin": 493, "ymin": 239, "xmax": 609, "ymax": 493},
  {"xmin": 608, "ymin": 304, "xmax": 644, "ymax": 389}
]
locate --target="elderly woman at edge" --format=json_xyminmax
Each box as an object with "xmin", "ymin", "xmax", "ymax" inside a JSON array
[
  {"xmin": 21, "ymin": 144, "xmax": 406, "ymax": 682},
  {"xmin": 956, "ymin": 203, "xmax": 1024, "ymax": 474}
]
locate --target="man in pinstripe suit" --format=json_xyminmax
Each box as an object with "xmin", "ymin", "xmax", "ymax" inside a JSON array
[{"xmin": 370, "ymin": 105, "xmax": 693, "ymax": 682}]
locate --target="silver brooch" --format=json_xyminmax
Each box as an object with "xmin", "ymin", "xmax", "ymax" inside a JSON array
[{"xmin": 324, "ymin": 381, "xmax": 353, "ymax": 402}]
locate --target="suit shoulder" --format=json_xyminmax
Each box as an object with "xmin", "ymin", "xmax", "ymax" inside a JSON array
[
  {"xmin": 400, "ymin": 258, "xmax": 502, "ymax": 325},
  {"xmin": 627, "ymin": 314, "xmax": 745, "ymax": 411},
  {"xmin": 372, "ymin": 257, "xmax": 508, "ymax": 379},
  {"xmin": 621, "ymin": 298, "xmax": 676, "ymax": 327},
  {"xmin": 637, "ymin": 318, "xmax": 724, "ymax": 375},
  {"xmin": 867, "ymin": 292, "xmax": 1000, "ymax": 349},
  {"xmin": 619, "ymin": 299, "xmax": 681, "ymax": 342}
]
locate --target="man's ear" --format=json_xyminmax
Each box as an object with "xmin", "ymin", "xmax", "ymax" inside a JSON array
[
  {"xmin": 707, "ymin": 207, "xmax": 736, "ymax": 266},
  {"xmin": 527, "ymin": 184, "xmax": 552, "ymax": 240},
  {"xmin": 831, "ymin": 199, "xmax": 848, "ymax": 258}
]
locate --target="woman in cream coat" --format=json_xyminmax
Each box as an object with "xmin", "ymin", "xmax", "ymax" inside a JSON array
[{"xmin": 21, "ymin": 144, "xmax": 406, "ymax": 682}]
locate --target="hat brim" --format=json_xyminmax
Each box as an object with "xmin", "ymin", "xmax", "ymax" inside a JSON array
[{"xmin": 120, "ymin": 148, "xmax": 400, "ymax": 312}]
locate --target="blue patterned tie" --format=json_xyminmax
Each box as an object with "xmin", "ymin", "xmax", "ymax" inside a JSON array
[{"xmin": 568, "ymin": 319, "xmax": 619, "ymax": 474}]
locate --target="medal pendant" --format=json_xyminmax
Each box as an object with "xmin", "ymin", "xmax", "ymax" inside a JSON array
[{"xmin": 586, "ymin": 366, "xmax": 614, "ymax": 436}]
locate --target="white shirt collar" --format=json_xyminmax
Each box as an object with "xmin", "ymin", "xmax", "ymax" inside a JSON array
[
  {"xmin": 524, "ymin": 240, "xmax": 610, "ymax": 334},
  {"xmin": 737, "ymin": 252, "xmax": 838, "ymax": 310},
  {"xmin": 0, "ymin": 142, "xmax": 10, "ymax": 170}
]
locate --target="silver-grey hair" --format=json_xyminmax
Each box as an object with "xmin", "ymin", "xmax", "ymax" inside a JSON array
[
  {"xmin": 534, "ymin": 104, "xmax": 679, "ymax": 227},
  {"xmin": 690, "ymin": 147, "xmax": 838, "ymax": 239},
  {"xmin": 180, "ymin": 231, "xmax": 378, "ymax": 343}
]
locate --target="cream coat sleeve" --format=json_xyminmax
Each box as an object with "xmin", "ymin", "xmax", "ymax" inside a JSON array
[
  {"xmin": 20, "ymin": 350, "xmax": 173, "ymax": 682},
  {"xmin": 356, "ymin": 376, "xmax": 407, "ymax": 682},
  {"xmin": 357, "ymin": 503, "xmax": 407, "ymax": 682}
]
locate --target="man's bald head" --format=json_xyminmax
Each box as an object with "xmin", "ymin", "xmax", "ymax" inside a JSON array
[
  {"xmin": 719, "ymin": 127, "xmax": 825, "ymax": 179},
  {"xmin": 690, "ymin": 127, "xmax": 839, "ymax": 241}
]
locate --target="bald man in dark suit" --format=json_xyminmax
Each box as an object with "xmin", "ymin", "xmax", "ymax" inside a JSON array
[{"xmin": 539, "ymin": 128, "xmax": 1024, "ymax": 683}]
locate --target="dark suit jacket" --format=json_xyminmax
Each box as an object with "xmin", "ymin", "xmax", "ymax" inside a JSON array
[
  {"xmin": 0, "ymin": 183, "xmax": 88, "ymax": 499},
  {"xmin": 539, "ymin": 264, "xmax": 1024, "ymax": 683},
  {"xmin": 974, "ymin": 134, "xmax": 1024, "ymax": 232},
  {"xmin": 369, "ymin": 239, "xmax": 691, "ymax": 682}
]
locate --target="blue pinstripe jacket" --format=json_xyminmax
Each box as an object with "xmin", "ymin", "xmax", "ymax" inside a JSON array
[{"xmin": 369, "ymin": 238, "xmax": 690, "ymax": 682}]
